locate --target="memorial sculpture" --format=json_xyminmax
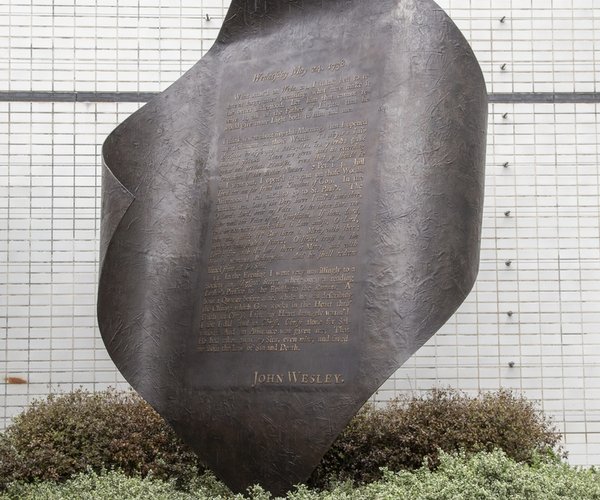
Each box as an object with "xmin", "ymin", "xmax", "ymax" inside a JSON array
[{"xmin": 98, "ymin": 0, "xmax": 487, "ymax": 494}]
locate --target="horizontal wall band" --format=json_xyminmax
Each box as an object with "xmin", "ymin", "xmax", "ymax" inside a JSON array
[
  {"xmin": 0, "ymin": 91, "xmax": 599, "ymax": 104},
  {"xmin": 489, "ymin": 92, "xmax": 600, "ymax": 103},
  {"xmin": 0, "ymin": 91, "xmax": 159, "ymax": 102}
]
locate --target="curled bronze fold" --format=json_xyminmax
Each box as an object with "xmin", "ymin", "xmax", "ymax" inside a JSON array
[{"xmin": 99, "ymin": 0, "xmax": 487, "ymax": 494}]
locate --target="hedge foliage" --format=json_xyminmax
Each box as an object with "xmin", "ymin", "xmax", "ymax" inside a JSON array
[
  {"xmin": 309, "ymin": 388, "xmax": 563, "ymax": 487},
  {"xmin": 2, "ymin": 451, "xmax": 599, "ymax": 500},
  {"xmin": 0, "ymin": 388, "xmax": 563, "ymax": 492},
  {"xmin": 0, "ymin": 389, "xmax": 203, "ymax": 488}
]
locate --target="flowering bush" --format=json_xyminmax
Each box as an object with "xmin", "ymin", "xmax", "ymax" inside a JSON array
[
  {"xmin": 0, "ymin": 389, "xmax": 203, "ymax": 488},
  {"xmin": 309, "ymin": 388, "xmax": 563, "ymax": 487}
]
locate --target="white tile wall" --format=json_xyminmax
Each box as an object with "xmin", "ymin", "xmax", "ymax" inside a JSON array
[{"xmin": 1, "ymin": 0, "xmax": 600, "ymax": 466}]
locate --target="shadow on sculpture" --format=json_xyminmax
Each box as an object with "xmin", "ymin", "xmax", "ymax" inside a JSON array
[{"xmin": 98, "ymin": 0, "xmax": 487, "ymax": 495}]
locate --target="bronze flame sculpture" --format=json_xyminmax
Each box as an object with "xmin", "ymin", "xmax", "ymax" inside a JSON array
[{"xmin": 99, "ymin": 0, "xmax": 487, "ymax": 494}]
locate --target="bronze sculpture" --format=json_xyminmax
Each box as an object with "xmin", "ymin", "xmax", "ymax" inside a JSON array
[{"xmin": 99, "ymin": 0, "xmax": 487, "ymax": 494}]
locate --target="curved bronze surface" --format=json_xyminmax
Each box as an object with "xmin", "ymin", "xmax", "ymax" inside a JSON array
[{"xmin": 99, "ymin": 0, "xmax": 487, "ymax": 494}]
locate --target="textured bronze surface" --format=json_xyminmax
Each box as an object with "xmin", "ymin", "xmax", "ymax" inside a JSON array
[{"xmin": 98, "ymin": 0, "xmax": 487, "ymax": 494}]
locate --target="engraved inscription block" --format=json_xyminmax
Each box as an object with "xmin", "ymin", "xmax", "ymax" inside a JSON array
[
  {"xmin": 196, "ymin": 53, "xmax": 376, "ymax": 369},
  {"xmin": 99, "ymin": 0, "xmax": 487, "ymax": 495}
]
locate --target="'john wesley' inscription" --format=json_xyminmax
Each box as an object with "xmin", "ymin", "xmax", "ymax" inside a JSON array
[{"xmin": 198, "ymin": 57, "xmax": 373, "ymax": 354}]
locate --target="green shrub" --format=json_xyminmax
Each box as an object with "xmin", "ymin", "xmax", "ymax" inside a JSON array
[
  {"xmin": 2, "ymin": 451, "xmax": 598, "ymax": 500},
  {"xmin": 0, "ymin": 469, "xmax": 248, "ymax": 500},
  {"xmin": 0, "ymin": 470, "xmax": 199, "ymax": 500},
  {"xmin": 309, "ymin": 388, "xmax": 564, "ymax": 487},
  {"xmin": 0, "ymin": 389, "xmax": 204, "ymax": 489},
  {"xmin": 294, "ymin": 450, "xmax": 600, "ymax": 500}
]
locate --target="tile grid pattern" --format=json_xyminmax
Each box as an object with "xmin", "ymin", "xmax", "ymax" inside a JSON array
[{"xmin": 1, "ymin": 0, "xmax": 600, "ymax": 465}]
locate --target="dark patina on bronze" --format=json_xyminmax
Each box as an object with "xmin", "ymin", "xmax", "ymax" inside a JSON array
[{"xmin": 99, "ymin": 0, "xmax": 487, "ymax": 494}]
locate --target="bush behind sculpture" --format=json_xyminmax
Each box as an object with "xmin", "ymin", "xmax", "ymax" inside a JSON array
[
  {"xmin": 308, "ymin": 388, "xmax": 563, "ymax": 487},
  {"xmin": 0, "ymin": 389, "xmax": 203, "ymax": 488},
  {"xmin": 0, "ymin": 388, "xmax": 562, "ymax": 489}
]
